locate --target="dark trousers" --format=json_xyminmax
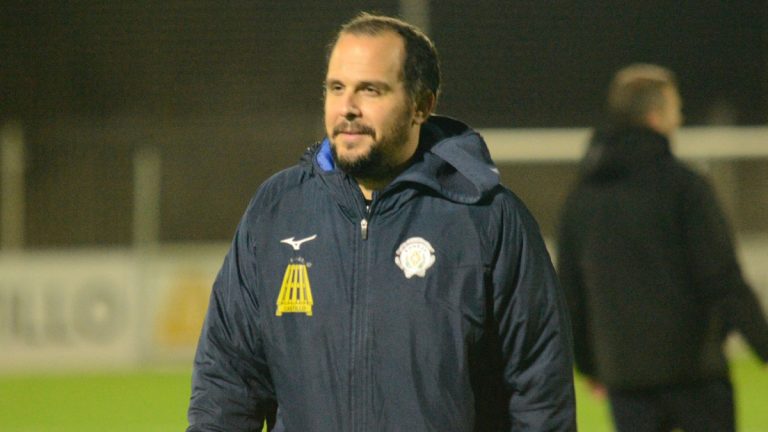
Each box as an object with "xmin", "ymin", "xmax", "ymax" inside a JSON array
[{"xmin": 608, "ymin": 378, "xmax": 734, "ymax": 432}]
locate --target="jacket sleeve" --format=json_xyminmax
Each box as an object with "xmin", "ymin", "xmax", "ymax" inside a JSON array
[
  {"xmin": 187, "ymin": 214, "xmax": 276, "ymax": 432},
  {"xmin": 494, "ymin": 197, "xmax": 577, "ymax": 431},
  {"xmin": 555, "ymin": 195, "xmax": 597, "ymax": 378},
  {"xmin": 682, "ymin": 175, "xmax": 768, "ymax": 362}
]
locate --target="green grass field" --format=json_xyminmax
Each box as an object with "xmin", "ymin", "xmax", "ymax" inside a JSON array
[{"xmin": 1, "ymin": 356, "xmax": 766, "ymax": 431}]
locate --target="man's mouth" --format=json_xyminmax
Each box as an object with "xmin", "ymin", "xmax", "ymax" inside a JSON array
[{"xmin": 333, "ymin": 123, "xmax": 374, "ymax": 137}]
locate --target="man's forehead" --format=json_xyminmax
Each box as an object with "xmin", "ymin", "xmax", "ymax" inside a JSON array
[{"xmin": 328, "ymin": 31, "xmax": 405, "ymax": 73}]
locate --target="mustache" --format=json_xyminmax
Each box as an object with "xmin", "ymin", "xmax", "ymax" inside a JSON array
[{"xmin": 332, "ymin": 122, "xmax": 375, "ymax": 137}]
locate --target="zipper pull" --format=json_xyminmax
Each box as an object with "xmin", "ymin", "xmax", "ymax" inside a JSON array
[{"xmin": 360, "ymin": 218, "xmax": 369, "ymax": 240}]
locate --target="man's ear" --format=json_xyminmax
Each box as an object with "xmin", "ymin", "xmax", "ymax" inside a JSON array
[
  {"xmin": 413, "ymin": 94, "xmax": 436, "ymax": 124},
  {"xmin": 645, "ymin": 110, "xmax": 663, "ymax": 133}
]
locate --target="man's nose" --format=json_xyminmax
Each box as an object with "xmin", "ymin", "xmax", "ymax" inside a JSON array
[{"xmin": 342, "ymin": 93, "xmax": 361, "ymax": 120}]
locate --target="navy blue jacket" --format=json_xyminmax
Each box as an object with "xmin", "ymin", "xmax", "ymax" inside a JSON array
[
  {"xmin": 187, "ymin": 116, "xmax": 576, "ymax": 431},
  {"xmin": 557, "ymin": 127, "xmax": 768, "ymax": 389}
]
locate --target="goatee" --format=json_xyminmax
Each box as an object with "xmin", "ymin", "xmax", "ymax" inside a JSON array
[
  {"xmin": 331, "ymin": 118, "xmax": 411, "ymax": 182},
  {"xmin": 331, "ymin": 140, "xmax": 389, "ymax": 180}
]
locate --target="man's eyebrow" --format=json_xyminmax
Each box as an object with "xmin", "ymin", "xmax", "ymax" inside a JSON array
[
  {"xmin": 324, "ymin": 78, "xmax": 393, "ymax": 89},
  {"xmin": 357, "ymin": 80, "xmax": 392, "ymax": 90}
]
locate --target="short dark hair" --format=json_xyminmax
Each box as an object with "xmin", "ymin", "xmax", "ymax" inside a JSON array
[
  {"xmin": 607, "ymin": 63, "xmax": 677, "ymax": 128},
  {"xmin": 327, "ymin": 12, "xmax": 441, "ymax": 111}
]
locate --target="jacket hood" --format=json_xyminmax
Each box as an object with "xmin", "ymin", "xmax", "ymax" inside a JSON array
[
  {"xmin": 309, "ymin": 115, "xmax": 500, "ymax": 204},
  {"xmin": 579, "ymin": 127, "xmax": 672, "ymax": 183}
]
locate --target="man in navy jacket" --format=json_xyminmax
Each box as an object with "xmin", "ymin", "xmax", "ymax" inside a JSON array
[
  {"xmin": 188, "ymin": 13, "xmax": 576, "ymax": 431},
  {"xmin": 557, "ymin": 63, "xmax": 768, "ymax": 432}
]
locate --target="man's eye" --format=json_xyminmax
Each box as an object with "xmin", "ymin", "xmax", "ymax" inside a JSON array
[
  {"xmin": 363, "ymin": 86, "xmax": 380, "ymax": 95},
  {"xmin": 327, "ymin": 84, "xmax": 343, "ymax": 94}
]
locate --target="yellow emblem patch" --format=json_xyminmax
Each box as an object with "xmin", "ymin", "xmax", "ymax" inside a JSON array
[
  {"xmin": 276, "ymin": 258, "xmax": 314, "ymax": 316},
  {"xmin": 276, "ymin": 235, "xmax": 316, "ymax": 316}
]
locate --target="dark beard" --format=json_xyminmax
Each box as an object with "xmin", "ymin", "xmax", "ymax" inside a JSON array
[
  {"xmin": 332, "ymin": 141, "xmax": 389, "ymax": 179},
  {"xmin": 331, "ymin": 115, "xmax": 413, "ymax": 183}
]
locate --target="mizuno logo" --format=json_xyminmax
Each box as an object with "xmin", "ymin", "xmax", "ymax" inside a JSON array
[{"xmin": 281, "ymin": 235, "xmax": 317, "ymax": 251}]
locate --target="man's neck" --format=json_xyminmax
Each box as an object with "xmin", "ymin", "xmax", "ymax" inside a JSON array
[
  {"xmin": 355, "ymin": 177, "xmax": 391, "ymax": 200},
  {"xmin": 353, "ymin": 127, "xmax": 424, "ymax": 200}
]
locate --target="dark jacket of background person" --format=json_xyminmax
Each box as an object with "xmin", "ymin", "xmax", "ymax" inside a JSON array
[
  {"xmin": 557, "ymin": 126, "xmax": 768, "ymax": 390},
  {"xmin": 187, "ymin": 115, "xmax": 576, "ymax": 431}
]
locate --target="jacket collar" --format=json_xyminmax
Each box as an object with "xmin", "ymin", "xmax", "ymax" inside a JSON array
[
  {"xmin": 580, "ymin": 127, "xmax": 672, "ymax": 182},
  {"xmin": 310, "ymin": 115, "xmax": 500, "ymax": 206}
]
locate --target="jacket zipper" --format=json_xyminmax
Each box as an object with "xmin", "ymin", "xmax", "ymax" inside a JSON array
[
  {"xmin": 354, "ymin": 193, "xmax": 376, "ymax": 430},
  {"xmin": 360, "ymin": 218, "xmax": 368, "ymax": 240},
  {"xmin": 351, "ymin": 191, "xmax": 373, "ymax": 431}
]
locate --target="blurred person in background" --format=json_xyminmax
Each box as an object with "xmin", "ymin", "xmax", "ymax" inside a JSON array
[
  {"xmin": 557, "ymin": 63, "xmax": 768, "ymax": 432},
  {"xmin": 187, "ymin": 12, "xmax": 576, "ymax": 431}
]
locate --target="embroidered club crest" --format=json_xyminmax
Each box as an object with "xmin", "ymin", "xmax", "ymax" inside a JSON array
[
  {"xmin": 276, "ymin": 235, "xmax": 317, "ymax": 316},
  {"xmin": 394, "ymin": 237, "xmax": 436, "ymax": 278}
]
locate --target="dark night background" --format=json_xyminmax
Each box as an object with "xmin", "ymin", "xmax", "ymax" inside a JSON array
[{"xmin": 1, "ymin": 1, "xmax": 766, "ymax": 246}]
